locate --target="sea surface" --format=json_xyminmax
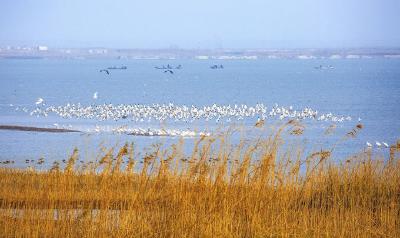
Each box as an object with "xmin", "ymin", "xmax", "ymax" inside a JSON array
[{"xmin": 0, "ymin": 58, "xmax": 399, "ymax": 168}]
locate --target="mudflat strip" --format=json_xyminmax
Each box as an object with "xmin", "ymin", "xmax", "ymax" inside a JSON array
[{"xmin": 0, "ymin": 125, "xmax": 81, "ymax": 133}]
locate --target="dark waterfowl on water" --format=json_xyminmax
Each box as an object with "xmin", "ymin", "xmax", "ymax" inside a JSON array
[
  {"xmin": 314, "ymin": 65, "xmax": 334, "ymax": 70},
  {"xmin": 155, "ymin": 64, "xmax": 182, "ymax": 70}
]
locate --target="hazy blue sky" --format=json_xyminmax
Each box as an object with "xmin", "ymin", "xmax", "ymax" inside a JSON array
[{"xmin": 0, "ymin": 0, "xmax": 399, "ymax": 49}]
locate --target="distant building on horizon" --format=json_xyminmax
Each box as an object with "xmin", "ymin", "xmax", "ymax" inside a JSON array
[
  {"xmin": 195, "ymin": 55, "xmax": 209, "ymax": 60},
  {"xmin": 37, "ymin": 46, "xmax": 48, "ymax": 51}
]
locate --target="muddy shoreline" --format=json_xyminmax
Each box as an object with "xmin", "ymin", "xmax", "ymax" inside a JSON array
[{"xmin": 0, "ymin": 125, "xmax": 81, "ymax": 133}]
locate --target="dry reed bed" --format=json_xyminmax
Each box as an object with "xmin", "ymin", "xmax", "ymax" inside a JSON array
[{"xmin": 0, "ymin": 122, "xmax": 399, "ymax": 237}]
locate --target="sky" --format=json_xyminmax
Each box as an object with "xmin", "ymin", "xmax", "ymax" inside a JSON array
[{"xmin": 0, "ymin": 0, "xmax": 399, "ymax": 49}]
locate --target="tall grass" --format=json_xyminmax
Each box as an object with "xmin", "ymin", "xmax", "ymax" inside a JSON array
[{"xmin": 0, "ymin": 122, "xmax": 399, "ymax": 237}]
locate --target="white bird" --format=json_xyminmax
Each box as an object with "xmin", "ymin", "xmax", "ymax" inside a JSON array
[
  {"xmin": 35, "ymin": 98, "xmax": 44, "ymax": 105},
  {"xmin": 376, "ymin": 141, "xmax": 382, "ymax": 147},
  {"xmin": 366, "ymin": 142, "xmax": 372, "ymax": 147},
  {"xmin": 93, "ymin": 92, "xmax": 98, "ymax": 100},
  {"xmin": 382, "ymin": 142, "xmax": 389, "ymax": 148}
]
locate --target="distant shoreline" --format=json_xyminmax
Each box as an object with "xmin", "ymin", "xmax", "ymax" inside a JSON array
[
  {"xmin": 0, "ymin": 125, "xmax": 81, "ymax": 133},
  {"xmin": 1, "ymin": 47, "xmax": 400, "ymax": 60}
]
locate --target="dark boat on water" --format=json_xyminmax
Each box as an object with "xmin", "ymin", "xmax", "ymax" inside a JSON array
[
  {"xmin": 107, "ymin": 66, "xmax": 127, "ymax": 70},
  {"xmin": 210, "ymin": 64, "xmax": 224, "ymax": 69}
]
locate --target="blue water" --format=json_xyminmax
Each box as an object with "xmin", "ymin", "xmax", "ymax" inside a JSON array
[{"xmin": 0, "ymin": 58, "xmax": 399, "ymax": 167}]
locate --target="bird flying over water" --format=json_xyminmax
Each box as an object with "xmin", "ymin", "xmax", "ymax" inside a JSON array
[
  {"xmin": 100, "ymin": 69, "xmax": 110, "ymax": 75},
  {"xmin": 164, "ymin": 70, "xmax": 174, "ymax": 74},
  {"xmin": 35, "ymin": 98, "xmax": 44, "ymax": 105},
  {"xmin": 93, "ymin": 92, "xmax": 98, "ymax": 100}
]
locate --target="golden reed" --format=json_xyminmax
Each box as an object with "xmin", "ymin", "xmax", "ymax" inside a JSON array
[{"xmin": 0, "ymin": 122, "xmax": 399, "ymax": 237}]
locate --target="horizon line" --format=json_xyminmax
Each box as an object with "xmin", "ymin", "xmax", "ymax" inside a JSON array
[{"xmin": 2, "ymin": 46, "xmax": 400, "ymax": 51}]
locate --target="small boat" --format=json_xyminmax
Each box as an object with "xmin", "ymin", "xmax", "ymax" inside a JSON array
[{"xmin": 107, "ymin": 66, "xmax": 127, "ymax": 70}]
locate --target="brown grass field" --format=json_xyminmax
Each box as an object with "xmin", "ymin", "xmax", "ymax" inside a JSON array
[{"xmin": 0, "ymin": 122, "xmax": 399, "ymax": 237}]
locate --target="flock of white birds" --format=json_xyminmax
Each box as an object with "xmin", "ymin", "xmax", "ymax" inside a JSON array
[
  {"xmin": 30, "ymin": 100, "xmax": 352, "ymax": 124},
  {"xmin": 366, "ymin": 141, "xmax": 390, "ymax": 148},
  {"xmin": 22, "ymin": 98, "xmax": 357, "ymax": 138},
  {"xmin": 6, "ymin": 97, "xmax": 392, "ymax": 147},
  {"xmin": 103, "ymin": 125, "xmax": 209, "ymax": 137}
]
